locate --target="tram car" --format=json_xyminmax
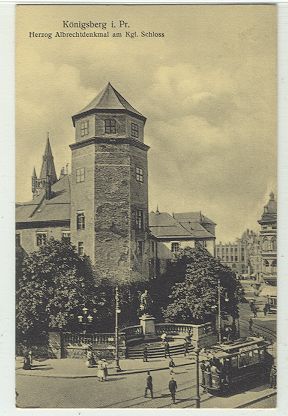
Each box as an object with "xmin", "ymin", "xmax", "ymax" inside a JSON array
[{"xmin": 200, "ymin": 336, "xmax": 273, "ymax": 394}]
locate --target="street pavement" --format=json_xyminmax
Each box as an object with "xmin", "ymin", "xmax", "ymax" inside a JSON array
[{"xmin": 16, "ymin": 355, "xmax": 276, "ymax": 408}]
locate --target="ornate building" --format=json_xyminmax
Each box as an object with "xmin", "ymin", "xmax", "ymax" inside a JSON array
[
  {"xmin": 258, "ymin": 192, "xmax": 277, "ymax": 285},
  {"xmin": 16, "ymin": 83, "xmax": 150, "ymax": 283}
]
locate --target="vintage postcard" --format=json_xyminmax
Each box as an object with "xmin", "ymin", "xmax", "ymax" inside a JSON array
[{"xmin": 14, "ymin": 3, "xmax": 278, "ymax": 410}]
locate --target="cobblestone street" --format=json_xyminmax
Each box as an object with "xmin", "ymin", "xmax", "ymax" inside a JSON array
[{"xmin": 16, "ymin": 357, "xmax": 276, "ymax": 409}]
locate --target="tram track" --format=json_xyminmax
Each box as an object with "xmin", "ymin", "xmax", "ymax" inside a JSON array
[{"xmin": 239, "ymin": 318, "xmax": 276, "ymax": 342}]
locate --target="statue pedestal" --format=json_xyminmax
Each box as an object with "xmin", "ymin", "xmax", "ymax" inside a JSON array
[{"xmin": 140, "ymin": 314, "xmax": 156, "ymax": 339}]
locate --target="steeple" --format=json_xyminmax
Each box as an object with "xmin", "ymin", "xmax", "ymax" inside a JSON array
[
  {"xmin": 32, "ymin": 134, "xmax": 57, "ymax": 198},
  {"xmin": 39, "ymin": 133, "xmax": 57, "ymax": 183}
]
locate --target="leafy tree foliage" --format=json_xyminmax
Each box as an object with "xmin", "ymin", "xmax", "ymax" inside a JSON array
[
  {"xmin": 161, "ymin": 245, "xmax": 244, "ymax": 324},
  {"xmin": 16, "ymin": 238, "xmax": 112, "ymax": 341}
]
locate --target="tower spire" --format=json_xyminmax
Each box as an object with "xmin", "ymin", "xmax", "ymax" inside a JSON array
[{"xmin": 39, "ymin": 133, "xmax": 57, "ymax": 184}]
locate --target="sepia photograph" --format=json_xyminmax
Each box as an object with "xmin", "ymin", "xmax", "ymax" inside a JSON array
[{"xmin": 15, "ymin": 4, "xmax": 277, "ymax": 409}]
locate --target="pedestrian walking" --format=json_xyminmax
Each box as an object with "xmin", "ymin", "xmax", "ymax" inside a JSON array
[
  {"xmin": 164, "ymin": 341, "xmax": 170, "ymax": 359},
  {"xmin": 169, "ymin": 357, "xmax": 176, "ymax": 375},
  {"xmin": 102, "ymin": 359, "xmax": 108, "ymax": 381},
  {"xmin": 263, "ymin": 303, "xmax": 269, "ymax": 317},
  {"xmin": 28, "ymin": 349, "xmax": 33, "ymax": 366},
  {"xmin": 143, "ymin": 345, "xmax": 148, "ymax": 362},
  {"xmin": 144, "ymin": 371, "xmax": 153, "ymax": 398},
  {"xmin": 97, "ymin": 359, "xmax": 105, "ymax": 382},
  {"xmin": 270, "ymin": 365, "xmax": 277, "ymax": 389},
  {"xmin": 200, "ymin": 360, "xmax": 206, "ymax": 389},
  {"xmin": 168, "ymin": 377, "xmax": 177, "ymax": 404},
  {"xmin": 86, "ymin": 345, "xmax": 96, "ymax": 368},
  {"xmin": 22, "ymin": 353, "xmax": 31, "ymax": 370},
  {"xmin": 248, "ymin": 317, "xmax": 253, "ymax": 332}
]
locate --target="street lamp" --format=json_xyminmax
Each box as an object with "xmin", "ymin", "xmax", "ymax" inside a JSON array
[
  {"xmin": 115, "ymin": 285, "xmax": 122, "ymax": 372},
  {"xmin": 77, "ymin": 306, "xmax": 94, "ymax": 334},
  {"xmin": 194, "ymin": 346, "xmax": 201, "ymax": 408}
]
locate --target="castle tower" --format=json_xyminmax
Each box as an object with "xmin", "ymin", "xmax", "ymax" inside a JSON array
[
  {"xmin": 32, "ymin": 134, "xmax": 57, "ymax": 198},
  {"xmin": 70, "ymin": 83, "xmax": 150, "ymax": 283}
]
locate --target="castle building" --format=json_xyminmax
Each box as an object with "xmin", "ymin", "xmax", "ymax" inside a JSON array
[
  {"xmin": 258, "ymin": 192, "xmax": 277, "ymax": 286},
  {"xmin": 16, "ymin": 83, "xmax": 150, "ymax": 283},
  {"xmin": 149, "ymin": 209, "xmax": 216, "ymax": 278}
]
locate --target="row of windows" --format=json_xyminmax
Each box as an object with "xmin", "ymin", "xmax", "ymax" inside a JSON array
[
  {"xmin": 75, "ymin": 166, "xmax": 144, "ymax": 184},
  {"xmin": 80, "ymin": 119, "xmax": 140, "ymax": 138},
  {"xmin": 16, "ymin": 231, "xmax": 71, "ymax": 248},
  {"xmin": 219, "ymin": 255, "xmax": 245, "ymax": 262},
  {"xmin": 76, "ymin": 209, "xmax": 145, "ymax": 231}
]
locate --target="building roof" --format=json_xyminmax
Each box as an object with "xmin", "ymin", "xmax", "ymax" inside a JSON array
[
  {"xmin": 16, "ymin": 175, "xmax": 71, "ymax": 224},
  {"xmin": 173, "ymin": 212, "xmax": 216, "ymax": 225},
  {"xmin": 72, "ymin": 83, "xmax": 146, "ymax": 124},
  {"xmin": 149, "ymin": 211, "xmax": 215, "ymax": 240}
]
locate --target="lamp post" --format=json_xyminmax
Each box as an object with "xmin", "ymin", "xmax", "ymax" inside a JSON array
[
  {"xmin": 212, "ymin": 279, "xmax": 229, "ymax": 343},
  {"xmin": 194, "ymin": 346, "xmax": 201, "ymax": 408},
  {"xmin": 115, "ymin": 285, "xmax": 122, "ymax": 372}
]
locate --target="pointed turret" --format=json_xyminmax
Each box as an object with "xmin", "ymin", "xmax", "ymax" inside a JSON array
[
  {"xmin": 39, "ymin": 133, "xmax": 57, "ymax": 184},
  {"xmin": 72, "ymin": 82, "xmax": 146, "ymax": 127}
]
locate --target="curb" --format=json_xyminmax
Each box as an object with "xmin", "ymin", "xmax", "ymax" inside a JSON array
[
  {"xmin": 16, "ymin": 361, "xmax": 195, "ymax": 379},
  {"xmin": 235, "ymin": 391, "xmax": 277, "ymax": 408}
]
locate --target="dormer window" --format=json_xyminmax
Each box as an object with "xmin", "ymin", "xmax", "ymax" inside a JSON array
[
  {"xmin": 105, "ymin": 119, "xmax": 116, "ymax": 134},
  {"xmin": 80, "ymin": 120, "xmax": 89, "ymax": 137},
  {"xmin": 131, "ymin": 123, "xmax": 139, "ymax": 138}
]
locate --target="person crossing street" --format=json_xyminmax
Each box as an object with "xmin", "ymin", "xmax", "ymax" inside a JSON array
[
  {"xmin": 144, "ymin": 371, "xmax": 153, "ymax": 398},
  {"xmin": 168, "ymin": 376, "xmax": 177, "ymax": 404}
]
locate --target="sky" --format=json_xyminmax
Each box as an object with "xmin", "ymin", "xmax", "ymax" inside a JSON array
[{"xmin": 16, "ymin": 4, "xmax": 277, "ymax": 243}]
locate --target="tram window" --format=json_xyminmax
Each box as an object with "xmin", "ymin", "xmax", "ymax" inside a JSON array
[
  {"xmin": 239, "ymin": 353, "xmax": 250, "ymax": 368},
  {"xmin": 231, "ymin": 356, "xmax": 238, "ymax": 368},
  {"xmin": 259, "ymin": 349, "xmax": 265, "ymax": 361}
]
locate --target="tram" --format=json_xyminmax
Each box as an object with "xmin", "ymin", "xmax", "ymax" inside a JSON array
[{"xmin": 200, "ymin": 336, "xmax": 273, "ymax": 394}]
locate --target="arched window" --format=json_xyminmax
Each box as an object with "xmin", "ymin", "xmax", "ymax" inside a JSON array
[
  {"xmin": 271, "ymin": 237, "xmax": 277, "ymax": 251},
  {"xmin": 262, "ymin": 238, "xmax": 269, "ymax": 251}
]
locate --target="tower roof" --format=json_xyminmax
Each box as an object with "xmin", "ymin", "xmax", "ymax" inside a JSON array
[
  {"xmin": 258, "ymin": 191, "xmax": 277, "ymax": 224},
  {"xmin": 39, "ymin": 135, "xmax": 57, "ymax": 184},
  {"xmin": 72, "ymin": 82, "xmax": 146, "ymax": 125}
]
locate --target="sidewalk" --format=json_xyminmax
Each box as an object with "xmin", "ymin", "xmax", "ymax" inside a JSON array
[{"xmin": 16, "ymin": 355, "xmax": 195, "ymax": 379}]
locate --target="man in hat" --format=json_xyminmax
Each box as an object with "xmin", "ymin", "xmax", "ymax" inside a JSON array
[{"xmin": 168, "ymin": 376, "xmax": 177, "ymax": 404}]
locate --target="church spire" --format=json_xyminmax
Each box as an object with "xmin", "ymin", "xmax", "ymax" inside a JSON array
[
  {"xmin": 32, "ymin": 134, "xmax": 58, "ymax": 198},
  {"xmin": 39, "ymin": 133, "xmax": 57, "ymax": 184}
]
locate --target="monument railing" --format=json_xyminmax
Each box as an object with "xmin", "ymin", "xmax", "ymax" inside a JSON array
[
  {"xmin": 62, "ymin": 332, "xmax": 117, "ymax": 346},
  {"xmin": 120, "ymin": 325, "xmax": 144, "ymax": 340},
  {"xmin": 155, "ymin": 323, "xmax": 194, "ymax": 336}
]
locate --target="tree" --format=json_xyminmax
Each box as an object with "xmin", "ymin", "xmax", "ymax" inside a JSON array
[
  {"xmin": 162, "ymin": 245, "xmax": 243, "ymax": 324},
  {"xmin": 16, "ymin": 238, "xmax": 111, "ymax": 342}
]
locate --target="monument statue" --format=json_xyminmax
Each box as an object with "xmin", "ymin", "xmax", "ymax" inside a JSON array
[{"xmin": 139, "ymin": 289, "xmax": 153, "ymax": 316}]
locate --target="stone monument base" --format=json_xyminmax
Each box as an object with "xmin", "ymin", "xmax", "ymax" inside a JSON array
[{"xmin": 140, "ymin": 314, "xmax": 157, "ymax": 340}]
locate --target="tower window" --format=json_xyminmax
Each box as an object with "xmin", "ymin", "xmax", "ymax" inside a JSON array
[
  {"xmin": 136, "ymin": 209, "xmax": 144, "ymax": 231},
  {"xmin": 77, "ymin": 211, "xmax": 85, "ymax": 230},
  {"xmin": 36, "ymin": 232, "xmax": 47, "ymax": 247},
  {"xmin": 62, "ymin": 231, "xmax": 71, "ymax": 243},
  {"xmin": 136, "ymin": 167, "xmax": 143, "ymax": 183},
  {"xmin": 131, "ymin": 123, "xmax": 139, "ymax": 138},
  {"xmin": 80, "ymin": 120, "xmax": 89, "ymax": 137},
  {"xmin": 137, "ymin": 241, "xmax": 144, "ymax": 256},
  {"xmin": 76, "ymin": 167, "xmax": 85, "ymax": 183},
  {"xmin": 171, "ymin": 242, "xmax": 180, "ymax": 252},
  {"xmin": 78, "ymin": 242, "xmax": 84, "ymax": 256},
  {"xmin": 105, "ymin": 119, "xmax": 116, "ymax": 134}
]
